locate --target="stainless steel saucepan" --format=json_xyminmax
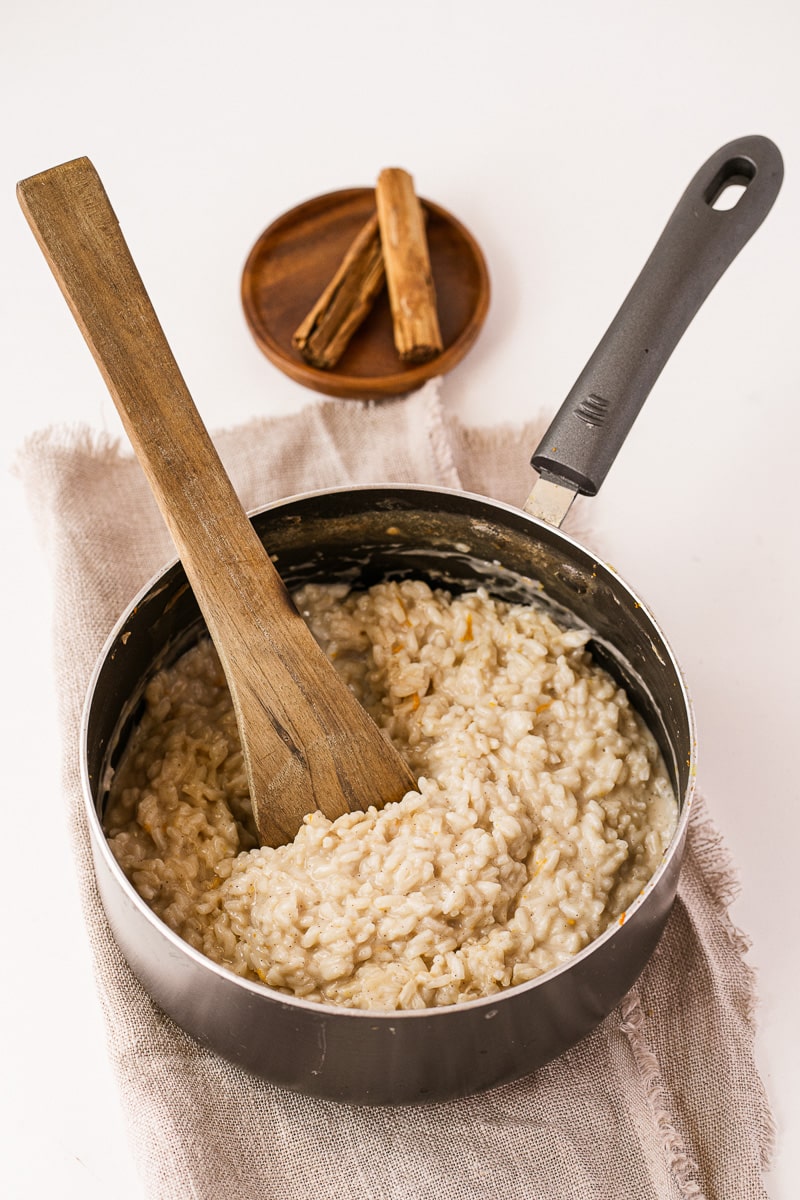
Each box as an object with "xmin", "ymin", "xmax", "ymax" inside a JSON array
[{"xmin": 79, "ymin": 135, "xmax": 782, "ymax": 1104}]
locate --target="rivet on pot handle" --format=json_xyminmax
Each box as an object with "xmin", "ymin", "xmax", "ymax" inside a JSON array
[{"xmin": 525, "ymin": 135, "xmax": 784, "ymax": 527}]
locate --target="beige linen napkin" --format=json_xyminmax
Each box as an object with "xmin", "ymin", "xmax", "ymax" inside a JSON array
[{"xmin": 17, "ymin": 381, "xmax": 774, "ymax": 1200}]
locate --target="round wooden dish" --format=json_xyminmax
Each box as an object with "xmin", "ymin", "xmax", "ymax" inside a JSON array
[{"xmin": 241, "ymin": 188, "xmax": 490, "ymax": 399}]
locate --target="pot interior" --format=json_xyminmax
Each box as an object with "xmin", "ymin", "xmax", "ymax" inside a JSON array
[{"xmin": 86, "ymin": 486, "xmax": 694, "ymax": 829}]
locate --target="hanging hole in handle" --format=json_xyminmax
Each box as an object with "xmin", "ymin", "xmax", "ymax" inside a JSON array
[{"xmin": 706, "ymin": 156, "xmax": 756, "ymax": 210}]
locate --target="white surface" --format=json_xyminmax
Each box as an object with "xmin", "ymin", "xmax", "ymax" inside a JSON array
[{"xmin": 1, "ymin": 1, "xmax": 798, "ymax": 1195}]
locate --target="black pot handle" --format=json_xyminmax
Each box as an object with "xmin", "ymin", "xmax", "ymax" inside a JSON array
[{"xmin": 530, "ymin": 135, "xmax": 784, "ymax": 502}]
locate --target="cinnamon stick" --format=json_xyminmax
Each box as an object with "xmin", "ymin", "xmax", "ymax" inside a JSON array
[
  {"xmin": 292, "ymin": 213, "xmax": 385, "ymax": 369},
  {"xmin": 375, "ymin": 168, "xmax": 443, "ymax": 363}
]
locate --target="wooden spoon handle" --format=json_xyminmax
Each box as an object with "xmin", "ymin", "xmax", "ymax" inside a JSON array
[
  {"xmin": 18, "ymin": 158, "xmax": 269, "ymax": 596},
  {"xmin": 18, "ymin": 157, "xmax": 415, "ymax": 846}
]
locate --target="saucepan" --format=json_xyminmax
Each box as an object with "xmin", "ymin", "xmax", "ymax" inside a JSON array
[{"xmin": 80, "ymin": 135, "xmax": 782, "ymax": 1104}]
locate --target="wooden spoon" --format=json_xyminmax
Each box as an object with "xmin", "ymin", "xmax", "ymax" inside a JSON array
[{"xmin": 18, "ymin": 156, "xmax": 416, "ymax": 848}]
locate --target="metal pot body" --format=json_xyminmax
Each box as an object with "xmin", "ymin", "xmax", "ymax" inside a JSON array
[{"xmin": 82, "ymin": 485, "xmax": 695, "ymax": 1105}]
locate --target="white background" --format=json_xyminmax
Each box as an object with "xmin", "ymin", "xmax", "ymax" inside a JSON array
[{"xmin": 2, "ymin": 2, "xmax": 798, "ymax": 1196}]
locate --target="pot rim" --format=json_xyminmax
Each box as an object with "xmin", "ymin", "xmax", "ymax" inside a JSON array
[{"xmin": 80, "ymin": 481, "xmax": 697, "ymax": 1022}]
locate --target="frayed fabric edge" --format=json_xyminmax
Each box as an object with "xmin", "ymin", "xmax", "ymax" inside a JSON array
[
  {"xmin": 685, "ymin": 795, "xmax": 747, "ymax": 943},
  {"xmin": 12, "ymin": 423, "xmax": 125, "ymax": 472},
  {"xmin": 419, "ymin": 378, "xmax": 463, "ymax": 490},
  {"xmin": 682, "ymin": 797, "xmax": 778, "ymax": 1167},
  {"xmin": 618, "ymin": 795, "xmax": 778, "ymax": 1183},
  {"xmin": 619, "ymin": 991, "xmax": 707, "ymax": 1199}
]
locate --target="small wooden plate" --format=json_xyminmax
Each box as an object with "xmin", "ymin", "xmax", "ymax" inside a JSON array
[{"xmin": 241, "ymin": 188, "xmax": 490, "ymax": 399}]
